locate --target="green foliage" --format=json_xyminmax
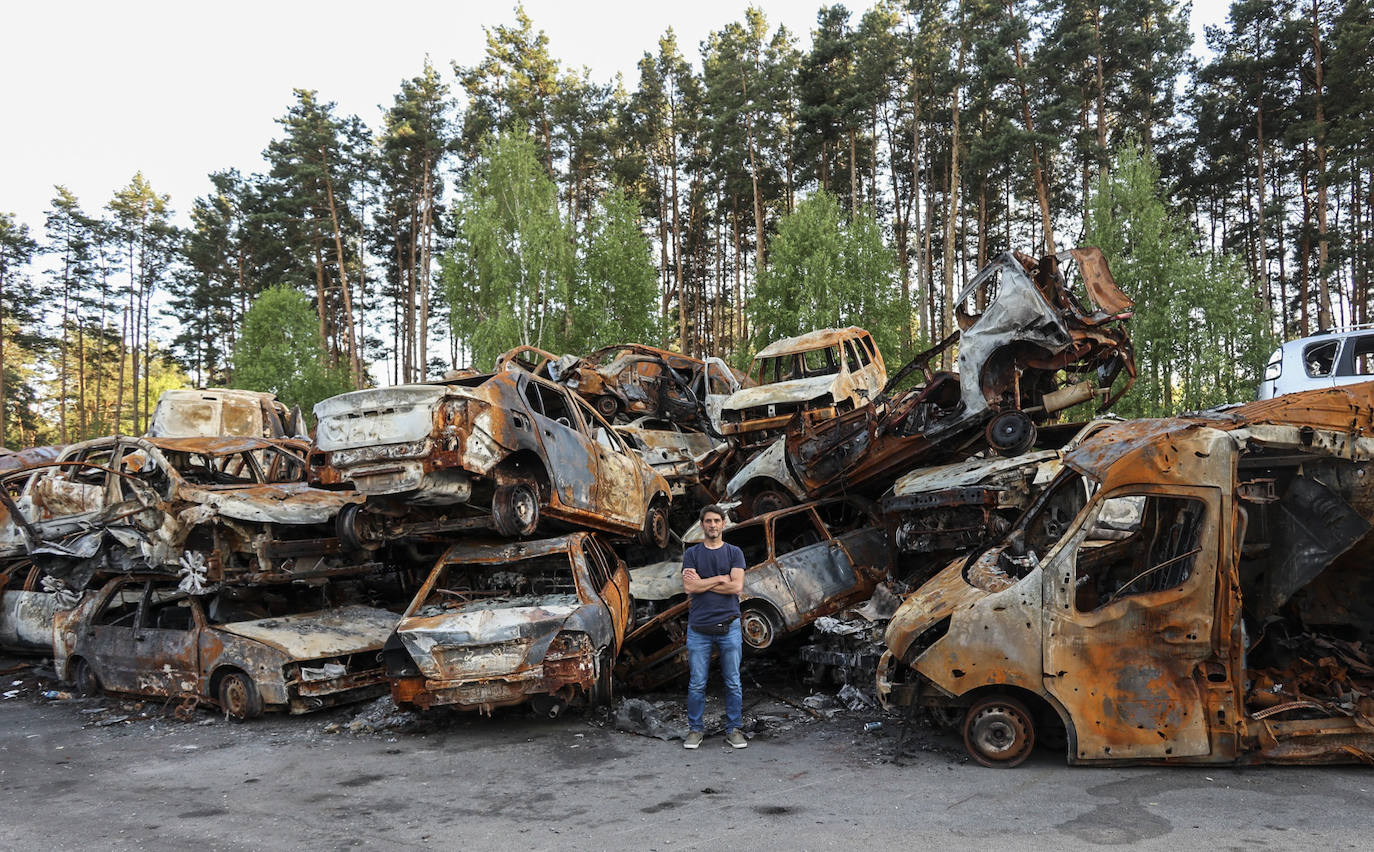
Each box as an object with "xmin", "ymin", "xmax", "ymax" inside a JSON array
[
  {"xmin": 571, "ymin": 186, "xmax": 663, "ymax": 348},
  {"xmin": 231, "ymin": 286, "xmax": 352, "ymax": 416},
  {"xmin": 1086, "ymin": 143, "xmax": 1275, "ymax": 417},
  {"xmin": 443, "ymin": 131, "xmax": 574, "ymax": 368},
  {"xmin": 749, "ymin": 190, "xmax": 906, "ymax": 361}
]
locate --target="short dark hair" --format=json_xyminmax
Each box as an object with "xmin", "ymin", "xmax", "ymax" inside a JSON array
[{"xmin": 699, "ymin": 504, "xmax": 727, "ymax": 522}]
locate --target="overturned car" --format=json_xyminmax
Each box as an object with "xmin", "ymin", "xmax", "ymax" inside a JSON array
[
  {"xmin": 878, "ymin": 384, "xmax": 1374, "ymax": 767},
  {"xmin": 313, "ymin": 370, "xmax": 672, "ymax": 548},
  {"xmin": 56, "ymin": 575, "xmax": 395, "ymax": 718},
  {"xmin": 385, "ymin": 533, "xmax": 629, "ymax": 716}
]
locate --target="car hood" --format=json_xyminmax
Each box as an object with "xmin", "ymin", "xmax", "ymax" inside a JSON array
[
  {"xmin": 889, "ymin": 450, "xmax": 1060, "ymax": 496},
  {"xmin": 181, "ymin": 483, "xmax": 363, "ymax": 525},
  {"xmin": 214, "ymin": 605, "xmax": 397, "ymax": 659},
  {"xmin": 721, "ymin": 375, "xmax": 839, "ymax": 412},
  {"xmin": 395, "ymin": 598, "xmax": 593, "ymax": 679}
]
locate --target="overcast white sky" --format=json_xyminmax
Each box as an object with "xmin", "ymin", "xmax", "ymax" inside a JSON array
[{"xmin": 1, "ymin": 0, "xmax": 1230, "ymax": 235}]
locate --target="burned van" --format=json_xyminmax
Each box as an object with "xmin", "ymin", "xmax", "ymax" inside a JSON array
[{"xmin": 878, "ymin": 385, "xmax": 1374, "ymax": 766}]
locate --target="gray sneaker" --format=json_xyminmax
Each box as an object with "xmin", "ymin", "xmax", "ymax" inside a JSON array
[
  {"xmin": 725, "ymin": 729, "xmax": 748, "ymax": 749},
  {"xmin": 683, "ymin": 730, "xmax": 704, "ymax": 750}
]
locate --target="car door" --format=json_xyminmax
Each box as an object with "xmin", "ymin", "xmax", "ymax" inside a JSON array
[
  {"xmin": 768, "ymin": 507, "xmax": 860, "ymax": 627},
  {"xmin": 1333, "ymin": 332, "xmax": 1374, "ymax": 390},
  {"xmin": 574, "ymin": 396, "xmax": 645, "ymax": 527},
  {"xmin": 703, "ymin": 359, "xmax": 740, "ymax": 433},
  {"xmin": 582, "ymin": 537, "xmax": 630, "ymax": 651},
  {"xmin": 131, "ymin": 583, "xmax": 202, "ymax": 697},
  {"xmin": 26, "ymin": 442, "xmax": 118, "ymax": 543},
  {"xmin": 83, "ymin": 580, "xmax": 148, "ymax": 693},
  {"xmin": 1041, "ymin": 486, "xmax": 1220, "ymax": 761},
  {"xmin": 520, "ymin": 376, "xmax": 599, "ymax": 512}
]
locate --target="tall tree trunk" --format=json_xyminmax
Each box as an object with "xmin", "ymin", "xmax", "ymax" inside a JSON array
[
  {"xmin": 419, "ymin": 153, "xmax": 435, "ymax": 381},
  {"xmin": 320, "ymin": 149, "xmax": 359, "ymax": 385},
  {"xmin": 849, "ymin": 128, "xmax": 859, "ymax": 211},
  {"xmin": 1007, "ymin": 3, "xmax": 1055, "ymax": 254},
  {"xmin": 1312, "ymin": 0, "xmax": 1334, "ymax": 329},
  {"xmin": 941, "ymin": 37, "xmax": 965, "ymax": 370}
]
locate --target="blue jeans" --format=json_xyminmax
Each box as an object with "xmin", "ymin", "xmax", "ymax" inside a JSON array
[{"xmin": 686, "ymin": 621, "xmax": 743, "ymax": 732}]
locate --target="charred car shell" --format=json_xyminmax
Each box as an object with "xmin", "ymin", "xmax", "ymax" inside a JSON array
[
  {"xmin": 313, "ymin": 371, "xmax": 672, "ymax": 548},
  {"xmin": 54, "ymin": 575, "xmax": 394, "ymax": 718},
  {"xmin": 879, "ymin": 385, "xmax": 1374, "ymax": 767},
  {"xmin": 385, "ymin": 533, "xmax": 630, "ymax": 716}
]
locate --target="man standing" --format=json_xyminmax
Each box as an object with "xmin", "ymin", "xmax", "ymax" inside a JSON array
[{"xmin": 681, "ymin": 504, "xmax": 747, "ymax": 749}]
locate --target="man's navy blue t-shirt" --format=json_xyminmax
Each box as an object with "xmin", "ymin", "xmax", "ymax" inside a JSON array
[{"xmin": 683, "ymin": 542, "xmax": 745, "ymax": 628}]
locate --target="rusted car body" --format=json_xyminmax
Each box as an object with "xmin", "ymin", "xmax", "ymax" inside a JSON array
[
  {"xmin": 312, "ymin": 371, "xmax": 672, "ymax": 548},
  {"xmin": 618, "ymin": 498, "xmax": 892, "ymax": 690},
  {"xmin": 878, "ymin": 385, "xmax": 1374, "ymax": 766},
  {"xmin": 719, "ymin": 327, "xmax": 887, "ymax": 448},
  {"xmin": 385, "ymin": 534, "xmax": 629, "ymax": 716},
  {"xmin": 147, "ymin": 388, "xmax": 306, "ymax": 440},
  {"xmin": 723, "ymin": 249, "xmax": 1135, "ymax": 518},
  {"xmin": 0, "ymin": 436, "xmax": 369, "ymax": 592},
  {"xmin": 497, "ymin": 343, "xmax": 748, "ymax": 434},
  {"xmin": 54, "ymin": 575, "xmax": 394, "ymax": 718}
]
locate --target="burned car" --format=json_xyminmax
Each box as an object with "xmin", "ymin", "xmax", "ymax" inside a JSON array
[
  {"xmin": 385, "ymin": 533, "xmax": 629, "ymax": 716},
  {"xmin": 147, "ymin": 388, "xmax": 306, "ymax": 439},
  {"xmin": 618, "ymin": 498, "xmax": 892, "ymax": 690},
  {"xmin": 313, "ymin": 370, "xmax": 672, "ymax": 548},
  {"xmin": 878, "ymin": 384, "xmax": 1374, "ymax": 767},
  {"xmin": 497, "ymin": 343, "xmax": 748, "ymax": 434},
  {"xmin": 718, "ymin": 327, "xmax": 887, "ymax": 448},
  {"xmin": 0, "ymin": 436, "xmax": 371, "ymax": 592},
  {"xmin": 55, "ymin": 575, "xmax": 395, "ymax": 718},
  {"xmin": 723, "ymin": 249, "xmax": 1135, "ymax": 519}
]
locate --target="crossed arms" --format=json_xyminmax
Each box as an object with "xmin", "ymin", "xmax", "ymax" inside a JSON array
[{"xmin": 683, "ymin": 565, "xmax": 744, "ymax": 595}]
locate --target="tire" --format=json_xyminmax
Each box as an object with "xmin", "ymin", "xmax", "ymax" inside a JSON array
[
  {"xmin": 962, "ymin": 695, "xmax": 1036, "ymax": 767},
  {"xmin": 218, "ymin": 670, "xmax": 264, "ymax": 721},
  {"xmin": 336, "ymin": 502, "xmax": 382, "ymax": 551},
  {"xmin": 638, "ymin": 500, "xmax": 670, "ymax": 549},
  {"xmin": 589, "ymin": 649, "xmax": 614, "ymax": 706},
  {"xmin": 750, "ymin": 487, "xmax": 795, "ymax": 518},
  {"xmin": 493, "ymin": 481, "xmax": 540, "ymax": 537},
  {"xmin": 594, "ymin": 395, "xmax": 620, "ymax": 422},
  {"xmin": 71, "ymin": 657, "xmax": 101, "ymax": 696},
  {"xmin": 740, "ymin": 606, "xmax": 780, "ymax": 652},
  {"xmin": 986, "ymin": 411, "xmax": 1037, "ymax": 457}
]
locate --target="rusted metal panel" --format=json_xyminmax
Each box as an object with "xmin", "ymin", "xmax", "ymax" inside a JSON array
[{"xmin": 146, "ymin": 388, "xmax": 305, "ymax": 440}]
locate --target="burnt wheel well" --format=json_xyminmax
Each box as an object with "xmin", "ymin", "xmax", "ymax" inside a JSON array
[
  {"xmin": 958, "ymin": 685, "xmax": 1069, "ymax": 757},
  {"xmin": 208, "ymin": 665, "xmax": 252, "ymax": 700},
  {"xmin": 494, "ymin": 452, "xmax": 552, "ymax": 501}
]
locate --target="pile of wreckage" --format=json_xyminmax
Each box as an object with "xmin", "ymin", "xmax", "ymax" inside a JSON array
[{"xmin": 9, "ymin": 246, "xmax": 1374, "ymax": 768}]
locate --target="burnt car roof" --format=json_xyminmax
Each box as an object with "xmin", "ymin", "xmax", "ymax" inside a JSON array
[
  {"xmin": 1065, "ymin": 384, "xmax": 1374, "ymax": 481},
  {"xmin": 754, "ymin": 327, "xmax": 870, "ymax": 359}
]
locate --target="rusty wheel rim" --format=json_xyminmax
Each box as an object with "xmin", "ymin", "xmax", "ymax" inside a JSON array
[
  {"xmin": 509, "ymin": 485, "xmax": 538, "ymax": 532},
  {"xmin": 740, "ymin": 609, "xmax": 776, "ymax": 650},
  {"xmin": 964, "ymin": 698, "xmax": 1035, "ymax": 767},
  {"xmin": 752, "ymin": 489, "xmax": 792, "ymax": 517},
  {"xmin": 221, "ymin": 676, "xmax": 251, "ymax": 718},
  {"xmin": 648, "ymin": 506, "xmax": 669, "ymax": 547}
]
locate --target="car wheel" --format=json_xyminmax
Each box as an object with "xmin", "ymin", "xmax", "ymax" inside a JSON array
[
  {"xmin": 336, "ymin": 502, "xmax": 382, "ymax": 551},
  {"xmin": 493, "ymin": 481, "xmax": 540, "ymax": 537},
  {"xmin": 740, "ymin": 606, "xmax": 780, "ymax": 652},
  {"xmin": 594, "ymin": 395, "xmax": 620, "ymax": 422},
  {"xmin": 218, "ymin": 670, "xmax": 264, "ymax": 721},
  {"xmin": 750, "ymin": 488, "xmax": 794, "ymax": 518},
  {"xmin": 589, "ymin": 649, "xmax": 614, "ymax": 706},
  {"xmin": 963, "ymin": 695, "xmax": 1036, "ymax": 767},
  {"xmin": 638, "ymin": 500, "xmax": 670, "ymax": 549},
  {"xmin": 986, "ymin": 411, "xmax": 1037, "ymax": 457},
  {"xmin": 71, "ymin": 657, "xmax": 101, "ymax": 696}
]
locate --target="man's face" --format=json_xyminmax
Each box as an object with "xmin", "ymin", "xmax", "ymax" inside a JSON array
[{"xmin": 701, "ymin": 513, "xmax": 725, "ymax": 539}]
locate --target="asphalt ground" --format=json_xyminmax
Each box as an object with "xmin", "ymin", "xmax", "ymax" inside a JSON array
[{"xmin": 1, "ymin": 654, "xmax": 1371, "ymax": 851}]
